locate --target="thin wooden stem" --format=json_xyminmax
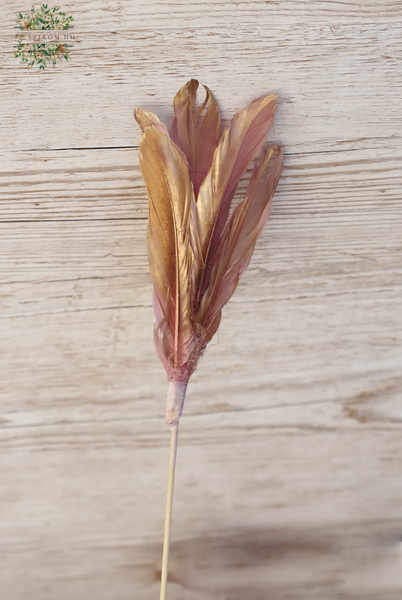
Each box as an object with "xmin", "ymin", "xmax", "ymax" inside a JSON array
[{"xmin": 159, "ymin": 422, "xmax": 179, "ymax": 600}]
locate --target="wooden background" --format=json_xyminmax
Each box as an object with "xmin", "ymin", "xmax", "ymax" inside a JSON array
[{"xmin": 1, "ymin": 1, "xmax": 402, "ymax": 598}]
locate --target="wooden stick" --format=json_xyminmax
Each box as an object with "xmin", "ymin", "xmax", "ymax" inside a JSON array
[{"xmin": 159, "ymin": 422, "xmax": 179, "ymax": 600}]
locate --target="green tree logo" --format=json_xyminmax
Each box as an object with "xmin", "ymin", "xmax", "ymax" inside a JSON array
[{"xmin": 14, "ymin": 4, "xmax": 74, "ymax": 69}]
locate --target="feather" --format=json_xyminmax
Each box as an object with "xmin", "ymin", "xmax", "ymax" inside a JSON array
[
  {"xmin": 170, "ymin": 79, "xmax": 220, "ymax": 197},
  {"xmin": 137, "ymin": 123, "xmax": 196, "ymax": 384},
  {"xmin": 194, "ymin": 94, "xmax": 278, "ymax": 302},
  {"xmin": 198, "ymin": 146, "xmax": 283, "ymax": 337}
]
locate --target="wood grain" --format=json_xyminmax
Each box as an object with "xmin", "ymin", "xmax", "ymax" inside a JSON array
[
  {"xmin": 1, "ymin": 0, "xmax": 402, "ymax": 598},
  {"xmin": 1, "ymin": 19, "xmax": 401, "ymax": 152},
  {"xmin": 1, "ymin": 406, "xmax": 402, "ymax": 599}
]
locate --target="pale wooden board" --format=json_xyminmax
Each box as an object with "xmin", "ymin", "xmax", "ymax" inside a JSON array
[
  {"xmin": 1, "ymin": 0, "xmax": 402, "ymax": 598},
  {"xmin": 1, "ymin": 18, "xmax": 401, "ymax": 152},
  {"xmin": 1, "ymin": 406, "xmax": 402, "ymax": 599},
  {"xmin": 1, "ymin": 144, "xmax": 402, "ymax": 221}
]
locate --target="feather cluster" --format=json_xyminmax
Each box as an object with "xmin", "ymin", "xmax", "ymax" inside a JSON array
[{"xmin": 135, "ymin": 79, "xmax": 283, "ymax": 425}]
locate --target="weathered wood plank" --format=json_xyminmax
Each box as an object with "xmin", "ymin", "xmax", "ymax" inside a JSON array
[
  {"xmin": 1, "ymin": 0, "xmax": 402, "ymax": 598},
  {"xmin": 1, "ymin": 405, "xmax": 402, "ymax": 599},
  {"xmin": 1, "ymin": 142, "xmax": 401, "ymax": 424},
  {"xmin": 2, "ymin": 296, "xmax": 401, "ymax": 425},
  {"xmin": 1, "ymin": 208, "xmax": 401, "ymax": 425},
  {"xmin": 1, "ymin": 145, "xmax": 402, "ymax": 221},
  {"xmin": 1, "ymin": 20, "xmax": 401, "ymax": 152},
  {"xmin": 3, "ymin": 0, "xmax": 402, "ymax": 30}
]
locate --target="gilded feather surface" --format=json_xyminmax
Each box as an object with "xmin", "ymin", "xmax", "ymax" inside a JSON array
[{"xmin": 135, "ymin": 79, "xmax": 283, "ymax": 424}]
